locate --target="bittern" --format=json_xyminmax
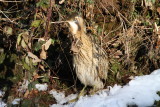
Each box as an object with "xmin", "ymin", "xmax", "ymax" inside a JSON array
[{"xmin": 67, "ymin": 14, "xmax": 109, "ymax": 91}]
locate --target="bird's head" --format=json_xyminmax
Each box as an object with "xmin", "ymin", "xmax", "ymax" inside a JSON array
[{"xmin": 67, "ymin": 14, "xmax": 86, "ymax": 35}]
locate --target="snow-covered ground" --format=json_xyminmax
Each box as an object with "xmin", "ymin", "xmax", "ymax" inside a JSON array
[
  {"xmin": 51, "ymin": 69, "xmax": 160, "ymax": 107},
  {"xmin": 0, "ymin": 90, "xmax": 6, "ymax": 107},
  {"xmin": 35, "ymin": 83, "xmax": 48, "ymax": 91},
  {"xmin": 1, "ymin": 69, "xmax": 160, "ymax": 107}
]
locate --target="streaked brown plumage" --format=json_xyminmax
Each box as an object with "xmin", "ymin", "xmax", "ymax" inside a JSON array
[{"xmin": 67, "ymin": 14, "xmax": 108, "ymax": 90}]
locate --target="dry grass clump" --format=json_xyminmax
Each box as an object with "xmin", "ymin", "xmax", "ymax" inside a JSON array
[{"xmin": 1, "ymin": 0, "xmax": 160, "ymax": 105}]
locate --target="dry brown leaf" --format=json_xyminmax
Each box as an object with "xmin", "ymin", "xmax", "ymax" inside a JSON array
[
  {"xmin": 25, "ymin": 56, "xmax": 30, "ymax": 64},
  {"xmin": 44, "ymin": 39, "xmax": 52, "ymax": 50},
  {"xmin": 143, "ymin": 0, "xmax": 153, "ymax": 10},
  {"xmin": 22, "ymin": 31, "xmax": 29, "ymax": 44},
  {"xmin": 28, "ymin": 52, "xmax": 39, "ymax": 60},
  {"xmin": 3, "ymin": 26, "xmax": 13, "ymax": 36},
  {"xmin": 32, "ymin": 59, "xmax": 41, "ymax": 63},
  {"xmin": 38, "ymin": 38, "xmax": 45, "ymax": 42},
  {"xmin": 59, "ymin": 0, "xmax": 65, "ymax": 4},
  {"xmin": 39, "ymin": 64, "xmax": 45, "ymax": 71},
  {"xmin": 24, "ymin": 90, "xmax": 29, "ymax": 98},
  {"xmin": 21, "ymin": 39, "xmax": 27, "ymax": 49},
  {"xmin": 33, "ymin": 74, "xmax": 40, "ymax": 79},
  {"xmin": 156, "ymin": 35, "xmax": 160, "ymax": 48},
  {"xmin": 40, "ymin": 45, "xmax": 47, "ymax": 59},
  {"xmin": 129, "ymin": 76, "xmax": 135, "ymax": 80},
  {"xmin": 157, "ymin": 7, "xmax": 160, "ymax": 15},
  {"xmin": 27, "ymin": 52, "xmax": 41, "ymax": 63},
  {"xmin": 28, "ymin": 42, "xmax": 31, "ymax": 49},
  {"xmin": 115, "ymin": 50, "xmax": 123, "ymax": 56}
]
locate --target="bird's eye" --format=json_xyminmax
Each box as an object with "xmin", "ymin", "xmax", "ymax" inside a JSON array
[
  {"xmin": 75, "ymin": 16, "xmax": 78, "ymax": 22},
  {"xmin": 75, "ymin": 18, "xmax": 77, "ymax": 21}
]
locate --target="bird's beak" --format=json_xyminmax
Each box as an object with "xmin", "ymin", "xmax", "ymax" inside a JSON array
[
  {"xmin": 66, "ymin": 20, "xmax": 77, "ymax": 26},
  {"xmin": 51, "ymin": 21, "xmax": 68, "ymax": 24},
  {"xmin": 66, "ymin": 20, "xmax": 77, "ymax": 23}
]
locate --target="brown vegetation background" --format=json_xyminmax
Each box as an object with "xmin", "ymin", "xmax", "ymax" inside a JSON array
[{"xmin": 0, "ymin": 0, "xmax": 160, "ymax": 106}]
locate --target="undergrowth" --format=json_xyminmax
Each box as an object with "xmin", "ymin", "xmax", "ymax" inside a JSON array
[{"xmin": 0, "ymin": 0, "xmax": 160, "ymax": 106}]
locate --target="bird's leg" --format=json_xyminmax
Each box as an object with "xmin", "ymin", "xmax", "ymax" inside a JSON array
[
  {"xmin": 78, "ymin": 85, "xmax": 87, "ymax": 98},
  {"xmin": 89, "ymin": 86, "xmax": 98, "ymax": 95},
  {"xmin": 68, "ymin": 85, "xmax": 87, "ymax": 103}
]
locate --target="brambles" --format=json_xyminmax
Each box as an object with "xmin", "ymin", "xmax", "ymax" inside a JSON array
[{"xmin": 0, "ymin": 0, "xmax": 160, "ymax": 105}]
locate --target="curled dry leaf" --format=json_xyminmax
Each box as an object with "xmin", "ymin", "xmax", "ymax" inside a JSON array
[
  {"xmin": 143, "ymin": 0, "xmax": 155, "ymax": 10},
  {"xmin": 31, "ymin": 20, "xmax": 42, "ymax": 28},
  {"xmin": 157, "ymin": 7, "xmax": 160, "ymax": 15},
  {"xmin": 113, "ymin": 50, "xmax": 123, "ymax": 58},
  {"xmin": 156, "ymin": 35, "xmax": 160, "ymax": 48},
  {"xmin": 44, "ymin": 38, "xmax": 52, "ymax": 50},
  {"xmin": 21, "ymin": 39, "xmax": 27, "ymax": 49},
  {"xmin": 22, "ymin": 31, "xmax": 29, "ymax": 43},
  {"xmin": 24, "ymin": 90, "xmax": 30, "ymax": 98},
  {"xmin": 3, "ymin": 26, "xmax": 13, "ymax": 36},
  {"xmin": 38, "ymin": 38, "xmax": 45, "ymax": 42},
  {"xmin": 25, "ymin": 56, "xmax": 30, "ymax": 64},
  {"xmin": 28, "ymin": 42, "xmax": 32, "ymax": 49},
  {"xmin": 129, "ymin": 76, "xmax": 135, "ymax": 80},
  {"xmin": 39, "ymin": 64, "xmax": 45, "ymax": 71},
  {"xmin": 59, "ymin": 0, "xmax": 65, "ymax": 4},
  {"xmin": 154, "ymin": 22, "xmax": 160, "ymax": 48},
  {"xmin": 154, "ymin": 22, "xmax": 158, "ymax": 33},
  {"xmin": 115, "ymin": 50, "xmax": 123, "ymax": 56},
  {"xmin": 33, "ymin": 74, "xmax": 40, "ymax": 79},
  {"xmin": 16, "ymin": 31, "xmax": 31, "ymax": 50},
  {"xmin": 17, "ymin": 33, "xmax": 22, "ymax": 46},
  {"xmin": 39, "ymin": 38, "xmax": 52, "ymax": 60},
  {"xmin": 27, "ymin": 52, "xmax": 41, "ymax": 63},
  {"xmin": 40, "ymin": 45, "xmax": 47, "ymax": 59}
]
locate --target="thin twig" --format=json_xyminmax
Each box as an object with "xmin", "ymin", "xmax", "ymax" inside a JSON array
[
  {"xmin": 0, "ymin": 10, "xmax": 19, "ymax": 25},
  {"xmin": 0, "ymin": 10, "xmax": 13, "ymax": 22},
  {"xmin": 0, "ymin": 0, "xmax": 25, "ymax": 2},
  {"xmin": 44, "ymin": 0, "xmax": 53, "ymax": 39},
  {"xmin": 51, "ymin": 21, "xmax": 67, "ymax": 24}
]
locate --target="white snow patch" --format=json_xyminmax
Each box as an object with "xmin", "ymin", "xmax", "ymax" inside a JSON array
[
  {"xmin": 18, "ymin": 79, "xmax": 29, "ymax": 92},
  {"xmin": 0, "ymin": 101, "xmax": 6, "ymax": 107},
  {"xmin": 0, "ymin": 91, "xmax": 5, "ymax": 97},
  {"xmin": 35, "ymin": 83, "xmax": 48, "ymax": 91},
  {"xmin": 50, "ymin": 90, "xmax": 77, "ymax": 105},
  {"xmin": 12, "ymin": 98, "xmax": 21, "ymax": 105},
  {"xmin": 0, "ymin": 91, "xmax": 6, "ymax": 107},
  {"xmin": 50, "ymin": 69, "xmax": 160, "ymax": 107}
]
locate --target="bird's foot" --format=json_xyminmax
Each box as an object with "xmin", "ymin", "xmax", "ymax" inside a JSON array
[
  {"xmin": 68, "ymin": 86, "xmax": 87, "ymax": 103},
  {"xmin": 68, "ymin": 97, "xmax": 78, "ymax": 103},
  {"xmin": 89, "ymin": 86, "xmax": 99, "ymax": 95},
  {"xmin": 78, "ymin": 86, "xmax": 87, "ymax": 98}
]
